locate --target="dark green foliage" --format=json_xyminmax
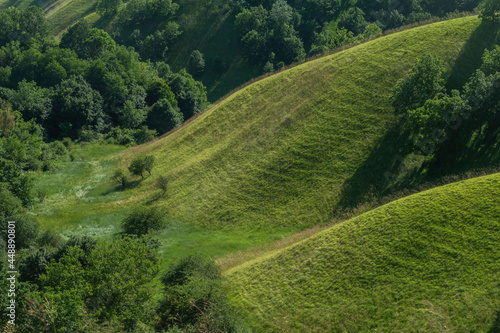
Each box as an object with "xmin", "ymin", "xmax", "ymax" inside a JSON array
[
  {"xmin": 0, "ymin": 7, "xmax": 205, "ymax": 144},
  {"xmin": 155, "ymin": 175, "xmax": 169, "ymax": 194},
  {"xmin": 117, "ymin": 0, "xmax": 179, "ymax": 27},
  {"xmin": 480, "ymin": 0, "xmax": 500, "ymax": 22},
  {"xmin": 49, "ymin": 75, "xmax": 104, "ymax": 139},
  {"xmin": 147, "ymin": 98, "xmax": 184, "ymax": 134},
  {"xmin": 188, "ymin": 50, "xmax": 205, "ymax": 76},
  {"xmin": 0, "ymin": 7, "xmax": 51, "ymax": 47},
  {"xmin": 166, "ymin": 69, "xmax": 208, "ymax": 120},
  {"xmin": 392, "ymin": 54, "xmax": 445, "ymax": 114},
  {"xmin": 128, "ymin": 154, "xmax": 155, "ymax": 178},
  {"xmin": 144, "ymin": 155, "xmax": 155, "ymax": 175},
  {"xmin": 113, "ymin": 169, "xmax": 128, "ymax": 188},
  {"xmin": 146, "ymin": 77, "xmax": 177, "ymax": 106},
  {"xmin": 122, "ymin": 206, "xmax": 166, "ymax": 235},
  {"xmin": 12, "ymin": 214, "xmax": 40, "ymax": 249},
  {"xmin": 37, "ymin": 229, "xmax": 64, "ymax": 248},
  {"xmin": 19, "ymin": 248, "xmax": 51, "ymax": 283},
  {"xmin": 37, "ymin": 237, "xmax": 159, "ymax": 330},
  {"xmin": 263, "ymin": 61, "xmax": 274, "ymax": 72},
  {"xmin": 97, "ymin": 0, "xmax": 123, "ymax": 16},
  {"xmin": 10, "ymin": 80, "xmax": 52, "ymax": 123},
  {"xmin": 158, "ymin": 256, "xmax": 247, "ymax": 332},
  {"xmin": 60, "ymin": 20, "xmax": 116, "ymax": 59},
  {"xmin": 400, "ymin": 47, "xmax": 500, "ymax": 164},
  {"xmin": 405, "ymin": 90, "xmax": 468, "ymax": 145}
]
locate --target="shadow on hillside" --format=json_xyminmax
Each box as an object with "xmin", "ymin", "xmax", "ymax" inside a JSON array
[
  {"xmin": 488, "ymin": 310, "xmax": 500, "ymax": 333},
  {"xmin": 333, "ymin": 122, "xmax": 414, "ymax": 216},
  {"xmin": 430, "ymin": 126, "xmax": 500, "ymax": 176},
  {"xmin": 446, "ymin": 21, "xmax": 500, "ymax": 91}
]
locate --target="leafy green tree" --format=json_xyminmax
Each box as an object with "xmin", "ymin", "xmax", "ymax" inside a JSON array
[
  {"xmin": 263, "ymin": 61, "xmax": 274, "ymax": 72},
  {"xmin": 122, "ymin": 206, "xmax": 166, "ymax": 236},
  {"xmin": 235, "ymin": 5, "xmax": 269, "ymax": 37},
  {"xmin": 97, "ymin": 0, "xmax": 123, "ymax": 16},
  {"xmin": 480, "ymin": 0, "xmax": 500, "ymax": 22},
  {"xmin": 10, "ymin": 80, "xmax": 52, "ymax": 123},
  {"xmin": 166, "ymin": 69, "xmax": 208, "ymax": 120},
  {"xmin": 480, "ymin": 45, "xmax": 500, "ymax": 75},
  {"xmin": 19, "ymin": 248, "xmax": 51, "ymax": 283},
  {"xmin": 155, "ymin": 175, "xmax": 169, "ymax": 194},
  {"xmin": 269, "ymin": 0, "xmax": 294, "ymax": 27},
  {"xmin": 113, "ymin": 169, "xmax": 128, "ymax": 188},
  {"xmin": 144, "ymin": 155, "xmax": 155, "ymax": 175},
  {"xmin": 39, "ymin": 237, "xmax": 159, "ymax": 330},
  {"xmin": 406, "ymin": 90, "xmax": 468, "ymax": 147},
  {"xmin": 146, "ymin": 78, "xmax": 177, "ymax": 106},
  {"xmin": 188, "ymin": 50, "xmax": 205, "ymax": 76},
  {"xmin": 141, "ymin": 23, "xmax": 182, "ymax": 60},
  {"xmin": 128, "ymin": 154, "xmax": 156, "ymax": 178},
  {"xmin": 42, "ymin": 60, "xmax": 67, "ymax": 86},
  {"xmin": 49, "ymin": 75, "xmax": 104, "ymax": 139},
  {"xmin": 128, "ymin": 156, "xmax": 147, "ymax": 178},
  {"xmin": 392, "ymin": 54, "xmax": 445, "ymax": 114},
  {"xmin": 60, "ymin": 20, "xmax": 116, "ymax": 59},
  {"xmin": 463, "ymin": 70, "xmax": 500, "ymax": 132},
  {"xmin": 18, "ymin": 6, "xmax": 52, "ymax": 43},
  {"xmin": 157, "ymin": 256, "xmax": 246, "ymax": 332},
  {"xmin": 147, "ymin": 97, "xmax": 184, "ymax": 134}
]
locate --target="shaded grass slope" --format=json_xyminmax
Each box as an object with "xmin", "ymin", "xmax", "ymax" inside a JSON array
[
  {"xmin": 121, "ymin": 16, "xmax": 485, "ymax": 231},
  {"xmin": 226, "ymin": 172, "xmax": 500, "ymax": 332}
]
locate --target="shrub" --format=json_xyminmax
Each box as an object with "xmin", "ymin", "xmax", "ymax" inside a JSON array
[
  {"xmin": 128, "ymin": 155, "xmax": 155, "ymax": 178},
  {"xmin": 36, "ymin": 189, "xmax": 47, "ymax": 203},
  {"xmin": 37, "ymin": 229, "xmax": 64, "ymax": 248},
  {"xmin": 157, "ymin": 256, "xmax": 247, "ymax": 332},
  {"xmin": 112, "ymin": 169, "xmax": 128, "ymax": 188},
  {"xmin": 155, "ymin": 175, "xmax": 169, "ymax": 194},
  {"xmin": 391, "ymin": 54, "xmax": 445, "ymax": 114},
  {"xmin": 144, "ymin": 155, "xmax": 155, "ymax": 175},
  {"xmin": 122, "ymin": 206, "xmax": 166, "ymax": 235},
  {"xmin": 188, "ymin": 50, "xmax": 205, "ymax": 76},
  {"xmin": 49, "ymin": 141, "xmax": 68, "ymax": 156}
]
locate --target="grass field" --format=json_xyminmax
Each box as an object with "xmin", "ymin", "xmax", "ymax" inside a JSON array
[
  {"xmin": 119, "ymin": 16, "xmax": 494, "ymax": 231},
  {"xmin": 30, "ymin": 15, "xmax": 500, "ymax": 267},
  {"xmin": 30, "ymin": 143, "xmax": 292, "ymax": 264},
  {"xmin": 226, "ymin": 172, "xmax": 500, "ymax": 332}
]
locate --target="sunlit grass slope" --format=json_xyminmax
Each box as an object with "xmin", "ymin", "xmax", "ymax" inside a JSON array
[
  {"xmin": 226, "ymin": 173, "xmax": 500, "ymax": 332},
  {"xmin": 121, "ymin": 16, "xmax": 483, "ymax": 231},
  {"xmin": 0, "ymin": 0, "xmax": 98, "ymax": 36}
]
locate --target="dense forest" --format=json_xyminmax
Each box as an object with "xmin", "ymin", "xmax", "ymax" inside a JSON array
[{"xmin": 0, "ymin": 0, "xmax": 499, "ymax": 331}]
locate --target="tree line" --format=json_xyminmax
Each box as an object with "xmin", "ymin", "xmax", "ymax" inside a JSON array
[
  {"xmin": 0, "ymin": 7, "xmax": 208, "ymax": 143},
  {"xmin": 232, "ymin": 0, "xmax": 484, "ymax": 72}
]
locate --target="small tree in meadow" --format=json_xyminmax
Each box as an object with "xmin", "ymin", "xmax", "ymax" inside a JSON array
[
  {"xmin": 122, "ymin": 206, "xmax": 166, "ymax": 236},
  {"xmin": 144, "ymin": 155, "xmax": 155, "ymax": 175},
  {"xmin": 112, "ymin": 169, "xmax": 128, "ymax": 188},
  {"xmin": 155, "ymin": 175, "xmax": 169, "ymax": 194}
]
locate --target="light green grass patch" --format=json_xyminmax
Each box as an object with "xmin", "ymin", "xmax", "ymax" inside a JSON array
[{"xmin": 226, "ymin": 173, "xmax": 500, "ymax": 332}]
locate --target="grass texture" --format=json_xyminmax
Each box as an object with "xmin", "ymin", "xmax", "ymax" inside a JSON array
[{"xmin": 226, "ymin": 172, "xmax": 500, "ymax": 332}]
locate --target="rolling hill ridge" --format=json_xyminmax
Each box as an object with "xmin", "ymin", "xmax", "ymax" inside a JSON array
[
  {"xmin": 226, "ymin": 172, "xmax": 500, "ymax": 332},
  {"xmin": 118, "ymin": 15, "xmax": 495, "ymax": 231}
]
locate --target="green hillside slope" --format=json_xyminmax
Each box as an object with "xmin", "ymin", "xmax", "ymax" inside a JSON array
[
  {"xmin": 119, "ymin": 16, "xmax": 490, "ymax": 230},
  {"xmin": 226, "ymin": 172, "xmax": 500, "ymax": 332}
]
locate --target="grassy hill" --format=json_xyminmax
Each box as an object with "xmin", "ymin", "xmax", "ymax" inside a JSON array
[
  {"xmin": 119, "ymin": 15, "xmax": 496, "ymax": 229},
  {"xmin": 31, "ymin": 15, "xmax": 499, "ymax": 260},
  {"xmin": 225, "ymin": 172, "xmax": 500, "ymax": 332}
]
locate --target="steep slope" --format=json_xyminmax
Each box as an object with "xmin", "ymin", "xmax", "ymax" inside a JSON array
[
  {"xmin": 226, "ymin": 172, "xmax": 500, "ymax": 332},
  {"xmin": 120, "ymin": 16, "xmax": 490, "ymax": 231}
]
